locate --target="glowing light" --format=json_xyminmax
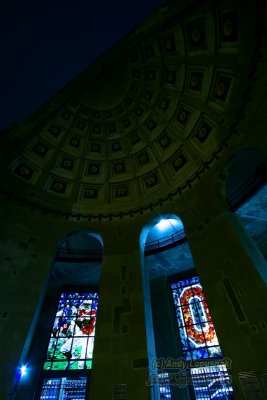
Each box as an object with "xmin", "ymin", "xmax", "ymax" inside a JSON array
[
  {"xmin": 156, "ymin": 219, "xmax": 171, "ymax": 231},
  {"xmin": 156, "ymin": 218, "xmax": 182, "ymax": 232},
  {"xmin": 20, "ymin": 365, "xmax": 27, "ymax": 376}
]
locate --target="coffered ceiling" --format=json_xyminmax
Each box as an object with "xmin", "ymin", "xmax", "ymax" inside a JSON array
[{"xmin": 0, "ymin": 0, "xmax": 262, "ymax": 219}]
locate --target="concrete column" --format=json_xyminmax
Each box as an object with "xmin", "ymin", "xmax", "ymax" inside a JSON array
[
  {"xmin": 181, "ymin": 187, "xmax": 267, "ymax": 399},
  {"xmin": 89, "ymin": 247, "xmax": 151, "ymax": 400}
]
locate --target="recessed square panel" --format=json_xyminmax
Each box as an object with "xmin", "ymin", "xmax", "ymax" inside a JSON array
[
  {"xmin": 82, "ymin": 187, "xmax": 98, "ymax": 199},
  {"xmin": 164, "ymin": 35, "xmax": 176, "ymax": 52},
  {"xmin": 177, "ymin": 107, "xmax": 191, "ymax": 126},
  {"xmin": 125, "ymin": 97, "xmax": 133, "ymax": 105},
  {"xmin": 116, "ymin": 105, "xmax": 124, "ymax": 114},
  {"xmin": 214, "ymin": 75, "xmax": 232, "ymax": 101},
  {"xmin": 48, "ymin": 125, "xmax": 61, "ymax": 137},
  {"xmin": 69, "ymin": 136, "xmax": 80, "ymax": 148},
  {"xmin": 196, "ymin": 121, "xmax": 213, "ymax": 143},
  {"xmin": 144, "ymin": 90, "xmax": 153, "ymax": 101},
  {"xmin": 49, "ymin": 179, "xmax": 68, "ymax": 194},
  {"xmin": 86, "ymin": 163, "xmax": 101, "ymax": 175},
  {"xmin": 172, "ymin": 153, "xmax": 187, "ymax": 171},
  {"xmin": 93, "ymin": 111, "xmax": 101, "ymax": 119},
  {"xmin": 158, "ymin": 134, "xmax": 171, "ymax": 150},
  {"xmin": 32, "ymin": 142, "xmax": 49, "ymax": 157},
  {"xmin": 132, "ymin": 69, "xmax": 141, "ymax": 79},
  {"xmin": 61, "ymin": 111, "xmax": 71, "ymax": 121},
  {"xmin": 186, "ymin": 19, "xmax": 207, "ymax": 51},
  {"xmin": 82, "ymin": 107, "xmax": 89, "ymax": 115},
  {"xmin": 144, "ymin": 173, "xmax": 159, "ymax": 189},
  {"xmin": 91, "ymin": 143, "xmax": 101, "ymax": 153},
  {"xmin": 147, "ymin": 70, "xmax": 156, "ymax": 80},
  {"xmin": 188, "ymin": 71, "xmax": 203, "ymax": 92},
  {"xmin": 93, "ymin": 125, "xmax": 101, "ymax": 134},
  {"xmin": 159, "ymin": 98, "xmax": 170, "ymax": 111},
  {"xmin": 111, "ymin": 142, "xmax": 121, "ymax": 152},
  {"xmin": 165, "ymin": 69, "xmax": 176, "ymax": 84},
  {"xmin": 131, "ymin": 134, "xmax": 140, "ymax": 144},
  {"xmin": 145, "ymin": 45, "xmax": 155, "ymax": 57},
  {"xmin": 146, "ymin": 119, "xmax": 156, "ymax": 131},
  {"xmin": 113, "ymin": 161, "xmax": 125, "ymax": 174},
  {"xmin": 76, "ymin": 120, "xmax": 85, "ymax": 130},
  {"xmin": 222, "ymin": 10, "xmax": 239, "ymax": 42},
  {"xmin": 59, "ymin": 158, "xmax": 74, "ymax": 171},
  {"xmin": 13, "ymin": 162, "xmax": 35, "ymax": 181},
  {"xmin": 135, "ymin": 107, "xmax": 144, "ymax": 116},
  {"xmin": 108, "ymin": 124, "xmax": 117, "ymax": 133},
  {"xmin": 137, "ymin": 151, "xmax": 150, "ymax": 166},
  {"xmin": 123, "ymin": 118, "xmax": 131, "ymax": 128},
  {"xmin": 115, "ymin": 185, "xmax": 129, "ymax": 198}
]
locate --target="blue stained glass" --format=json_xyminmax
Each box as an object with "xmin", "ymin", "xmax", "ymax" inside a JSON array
[
  {"xmin": 47, "ymin": 338, "xmax": 57, "ymax": 359},
  {"xmin": 158, "ymin": 373, "xmax": 172, "ymax": 399},
  {"xmin": 179, "ymin": 329, "xmax": 190, "ymax": 349},
  {"xmin": 40, "ymin": 377, "xmax": 87, "ymax": 400},
  {"xmin": 184, "ymin": 350, "xmax": 192, "ymax": 361},
  {"xmin": 171, "ymin": 276, "xmax": 234, "ymax": 398},
  {"xmin": 171, "ymin": 277, "xmax": 222, "ymax": 361},
  {"xmin": 176, "ymin": 311, "xmax": 184, "ymax": 328},
  {"xmin": 192, "ymin": 348, "xmax": 209, "ymax": 359},
  {"xmin": 43, "ymin": 291, "xmax": 98, "ymax": 371},
  {"xmin": 208, "ymin": 346, "xmax": 223, "ymax": 358},
  {"xmin": 190, "ymin": 365, "xmax": 234, "ymax": 399}
]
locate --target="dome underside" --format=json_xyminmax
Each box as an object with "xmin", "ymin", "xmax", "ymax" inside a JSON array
[{"xmin": 0, "ymin": 1, "xmax": 261, "ymax": 218}]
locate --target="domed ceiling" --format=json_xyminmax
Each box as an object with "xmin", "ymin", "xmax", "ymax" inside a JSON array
[{"xmin": 0, "ymin": 0, "xmax": 262, "ymax": 219}]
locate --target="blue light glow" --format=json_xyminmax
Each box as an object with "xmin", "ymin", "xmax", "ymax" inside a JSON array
[
  {"xmin": 20, "ymin": 365, "xmax": 27, "ymax": 376},
  {"xmin": 156, "ymin": 218, "xmax": 182, "ymax": 232}
]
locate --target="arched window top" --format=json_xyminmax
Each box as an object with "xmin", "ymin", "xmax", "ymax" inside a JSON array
[
  {"xmin": 140, "ymin": 214, "xmax": 185, "ymax": 255},
  {"xmin": 59, "ymin": 230, "xmax": 103, "ymax": 251},
  {"xmin": 56, "ymin": 230, "xmax": 103, "ymax": 262},
  {"xmin": 51, "ymin": 230, "xmax": 103, "ymax": 287}
]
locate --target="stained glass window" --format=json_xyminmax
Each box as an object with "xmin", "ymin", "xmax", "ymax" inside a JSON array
[
  {"xmin": 40, "ymin": 377, "xmax": 87, "ymax": 399},
  {"xmin": 171, "ymin": 276, "xmax": 222, "ymax": 361},
  {"xmin": 170, "ymin": 276, "xmax": 234, "ymax": 399},
  {"xmin": 158, "ymin": 373, "xmax": 172, "ymax": 399},
  {"xmin": 44, "ymin": 291, "xmax": 98, "ymax": 371},
  {"xmin": 190, "ymin": 365, "xmax": 234, "ymax": 399}
]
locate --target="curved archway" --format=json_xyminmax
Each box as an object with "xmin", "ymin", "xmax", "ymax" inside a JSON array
[
  {"xmin": 140, "ymin": 214, "xmax": 234, "ymax": 400},
  {"xmin": 140, "ymin": 214, "xmax": 194, "ymax": 400},
  {"xmin": 14, "ymin": 230, "xmax": 103, "ymax": 400}
]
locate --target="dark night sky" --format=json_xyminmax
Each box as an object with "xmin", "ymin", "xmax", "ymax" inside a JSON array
[{"xmin": 0, "ymin": 0, "xmax": 165, "ymax": 130}]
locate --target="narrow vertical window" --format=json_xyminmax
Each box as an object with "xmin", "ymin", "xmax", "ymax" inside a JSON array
[
  {"xmin": 158, "ymin": 373, "xmax": 172, "ymax": 399},
  {"xmin": 171, "ymin": 276, "xmax": 234, "ymax": 399},
  {"xmin": 44, "ymin": 291, "xmax": 98, "ymax": 371},
  {"xmin": 39, "ymin": 290, "xmax": 98, "ymax": 399},
  {"xmin": 40, "ymin": 377, "xmax": 87, "ymax": 399}
]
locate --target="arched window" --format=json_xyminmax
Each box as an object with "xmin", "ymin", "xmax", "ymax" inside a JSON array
[
  {"xmin": 14, "ymin": 230, "xmax": 103, "ymax": 400},
  {"xmin": 40, "ymin": 289, "xmax": 99, "ymax": 398},
  {"xmin": 141, "ymin": 215, "xmax": 233, "ymax": 400}
]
